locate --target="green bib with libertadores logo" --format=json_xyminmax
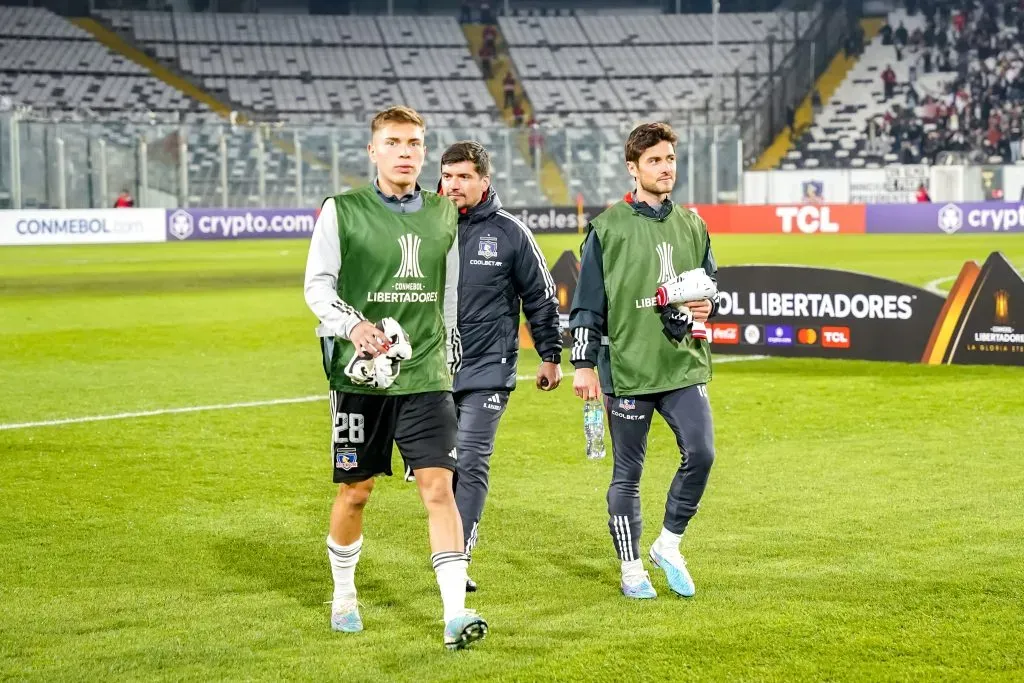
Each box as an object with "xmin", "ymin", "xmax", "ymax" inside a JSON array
[
  {"xmin": 329, "ymin": 185, "xmax": 457, "ymax": 395},
  {"xmin": 590, "ymin": 200, "xmax": 712, "ymax": 396}
]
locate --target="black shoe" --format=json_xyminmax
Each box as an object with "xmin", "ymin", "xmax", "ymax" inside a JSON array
[{"xmin": 466, "ymin": 577, "xmax": 478, "ymax": 593}]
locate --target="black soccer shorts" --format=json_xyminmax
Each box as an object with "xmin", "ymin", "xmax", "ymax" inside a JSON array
[{"xmin": 329, "ymin": 390, "xmax": 458, "ymax": 483}]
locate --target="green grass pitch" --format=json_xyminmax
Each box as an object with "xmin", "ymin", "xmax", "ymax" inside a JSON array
[{"xmin": 2, "ymin": 235, "xmax": 1023, "ymax": 681}]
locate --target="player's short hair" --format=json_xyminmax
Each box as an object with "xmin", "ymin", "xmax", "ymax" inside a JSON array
[
  {"xmin": 440, "ymin": 140, "xmax": 491, "ymax": 177},
  {"xmin": 370, "ymin": 106, "xmax": 425, "ymax": 135},
  {"xmin": 624, "ymin": 122, "xmax": 678, "ymax": 164}
]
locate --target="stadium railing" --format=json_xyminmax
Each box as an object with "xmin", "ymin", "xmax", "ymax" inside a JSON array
[
  {"xmin": 0, "ymin": 110, "xmax": 10, "ymax": 207},
  {"xmin": 0, "ymin": 109, "xmax": 742, "ymax": 210},
  {"xmin": 738, "ymin": 0, "xmax": 852, "ymax": 163}
]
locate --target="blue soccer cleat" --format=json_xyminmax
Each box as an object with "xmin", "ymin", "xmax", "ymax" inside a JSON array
[
  {"xmin": 444, "ymin": 610, "xmax": 488, "ymax": 650},
  {"xmin": 621, "ymin": 571, "xmax": 658, "ymax": 599},
  {"xmin": 330, "ymin": 597, "xmax": 363, "ymax": 633},
  {"xmin": 649, "ymin": 546, "xmax": 696, "ymax": 598}
]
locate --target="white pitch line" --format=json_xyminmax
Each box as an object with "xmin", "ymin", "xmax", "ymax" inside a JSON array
[
  {"xmin": 709, "ymin": 354, "xmax": 769, "ymax": 364},
  {"xmin": 923, "ymin": 274, "xmax": 957, "ymax": 296},
  {"xmin": 0, "ymin": 396, "xmax": 322, "ymax": 431},
  {"xmin": 0, "ymin": 356, "xmax": 768, "ymax": 432},
  {"xmin": 924, "ymin": 262, "xmax": 1024, "ymax": 296}
]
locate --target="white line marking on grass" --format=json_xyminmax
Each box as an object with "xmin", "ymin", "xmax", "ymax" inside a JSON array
[
  {"xmin": 0, "ymin": 396, "xmax": 322, "ymax": 431},
  {"xmin": 925, "ymin": 262, "xmax": 1024, "ymax": 296},
  {"xmin": 924, "ymin": 274, "xmax": 957, "ymax": 295},
  {"xmin": 0, "ymin": 356, "xmax": 769, "ymax": 431},
  {"xmin": 711, "ymin": 354, "xmax": 769, "ymax": 364}
]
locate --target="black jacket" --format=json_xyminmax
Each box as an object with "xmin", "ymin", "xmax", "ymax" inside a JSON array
[{"xmin": 453, "ymin": 187, "xmax": 562, "ymax": 393}]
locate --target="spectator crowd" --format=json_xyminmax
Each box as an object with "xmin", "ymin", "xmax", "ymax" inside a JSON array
[{"xmin": 869, "ymin": 0, "xmax": 1024, "ymax": 164}]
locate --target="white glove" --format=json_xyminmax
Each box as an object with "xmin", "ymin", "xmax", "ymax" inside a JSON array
[
  {"xmin": 344, "ymin": 354, "xmax": 376, "ymax": 385},
  {"xmin": 344, "ymin": 318, "xmax": 412, "ymax": 390},
  {"xmin": 379, "ymin": 317, "xmax": 412, "ymax": 362}
]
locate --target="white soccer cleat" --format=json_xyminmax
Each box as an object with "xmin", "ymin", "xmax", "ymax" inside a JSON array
[
  {"xmin": 620, "ymin": 571, "xmax": 658, "ymax": 599},
  {"xmin": 656, "ymin": 268, "xmax": 718, "ymax": 308},
  {"xmin": 330, "ymin": 597, "xmax": 363, "ymax": 633},
  {"xmin": 443, "ymin": 609, "xmax": 488, "ymax": 650},
  {"xmin": 649, "ymin": 544, "xmax": 696, "ymax": 598}
]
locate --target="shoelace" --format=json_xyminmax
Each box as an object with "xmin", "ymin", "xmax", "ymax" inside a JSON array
[
  {"xmin": 623, "ymin": 571, "xmax": 652, "ymax": 586},
  {"xmin": 326, "ymin": 597, "xmax": 363, "ymax": 612},
  {"xmin": 655, "ymin": 545, "xmax": 688, "ymax": 566}
]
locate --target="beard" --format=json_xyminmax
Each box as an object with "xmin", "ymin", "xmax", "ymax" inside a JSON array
[
  {"xmin": 450, "ymin": 186, "xmax": 486, "ymax": 209},
  {"xmin": 639, "ymin": 175, "xmax": 674, "ymax": 196}
]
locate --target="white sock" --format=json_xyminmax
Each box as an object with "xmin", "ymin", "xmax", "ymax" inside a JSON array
[
  {"xmin": 621, "ymin": 558, "xmax": 646, "ymax": 581},
  {"xmin": 326, "ymin": 535, "xmax": 361, "ymax": 602},
  {"xmin": 432, "ymin": 551, "xmax": 469, "ymax": 623},
  {"xmin": 656, "ymin": 527, "xmax": 683, "ymax": 553}
]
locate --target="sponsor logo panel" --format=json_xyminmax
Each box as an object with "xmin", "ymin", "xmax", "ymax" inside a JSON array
[
  {"xmin": 766, "ymin": 325, "xmax": 795, "ymax": 346},
  {"xmin": 0, "ymin": 209, "xmax": 166, "ymax": 245},
  {"xmin": 165, "ymin": 208, "xmax": 316, "ymax": 240},
  {"xmin": 821, "ymin": 327, "xmax": 851, "ymax": 348},
  {"xmin": 710, "ymin": 323, "xmax": 740, "ymax": 344}
]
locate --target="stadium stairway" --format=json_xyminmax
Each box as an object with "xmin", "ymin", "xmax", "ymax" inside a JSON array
[
  {"xmin": 72, "ymin": 17, "xmax": 232, "ymax": 116},
  {"xmin": 753, "ymin": 17, "xmax": 886, "ymax": 170},
  {"xmin": 72, "ymin": 17, "xmax": 365, "ymax": 197},
  {"xmin": 463, "ymin": 23, "xmax": 570, "ymax": 205}
]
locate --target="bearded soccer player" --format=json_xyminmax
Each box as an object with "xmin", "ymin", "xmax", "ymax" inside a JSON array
[
  {"xmin": 303, "ymin": 106, "xmax": 487, "ymax": 649},
  {"xmin": 438, "ymin": 141, "xmax": 562, "ymax": 592},
  {"xmin": 569, "ymin": 122, "xmax": 719, "ymax": 599}
]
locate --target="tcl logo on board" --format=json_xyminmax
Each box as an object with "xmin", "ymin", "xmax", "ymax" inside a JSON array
[
  {"xmin": 710, "ymin": 323, "xmax": 740, "ymax": 344},
  {"xmin": 776, "ymin": 206, "xmax": 840, "ymax": 234},
  {"xmin": 680, "ymin": 204, "xmax": 866, "ymax": 234},
  {"xmin": 822, "ymin": 326, "xmax": 851, "ymax": 348}
]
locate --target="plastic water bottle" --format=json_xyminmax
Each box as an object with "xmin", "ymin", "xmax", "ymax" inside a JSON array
[{"xmin": 583, "ymin": 399, "xmax": 606, "ymax": 460}]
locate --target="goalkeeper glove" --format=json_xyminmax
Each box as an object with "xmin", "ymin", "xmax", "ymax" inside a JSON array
[{"xmin": 344, "ymin": 318, "xmax": 412, "ymax": 390}]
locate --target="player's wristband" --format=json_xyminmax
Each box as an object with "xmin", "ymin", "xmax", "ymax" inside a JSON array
[{"xmin": 542, "ymin": 353, "xmax": 561, "ymax": 364}]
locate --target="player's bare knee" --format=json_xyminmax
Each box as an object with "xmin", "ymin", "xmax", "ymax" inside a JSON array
[
  {"xmin": 417, "ymin": 472, "xmax": 455, "ymax": 508},
  {"xmin": 338, "ymin": 479, "xmax": 374, "ymax": 508}
]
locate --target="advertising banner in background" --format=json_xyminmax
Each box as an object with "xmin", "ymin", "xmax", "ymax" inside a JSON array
[
  {"xmin": 503, "ymin": 204, "xmax": 869, "ymax": 234},
  {"xmin": 693, "ymin": 204, "xmax": 867, "ymax": 234},
  {"xmin": 503, "ymin": 207, "xmax": 593, "ymax": 233},
  {"xmin": 524, "ymin": 250, "xmax": 1023, "ymax": 366},
  {"xmin": 709, "ymin": 265, "xmax": 946, "ymax": 362},
  {"xmin": 0, "ymin": 209, "xmax": 166, "ymax": 245},
  {"xmin": 923, "ymin": 252, "xmax": 1024, "ymax": 365},
  {"xmin": 866, "ymin": 202, "xmax": 1024, "ymax": 234},
  {"xmin": 7, "ymin": 202, "xmax": 1024, "ymax": 243},
  {"xmin": 742, "ymin": 168, "xmax": 927, "ymax": 204},
  {"xmin": 165, "ymin": 208, "xmax": 317, "ymax": 241}
]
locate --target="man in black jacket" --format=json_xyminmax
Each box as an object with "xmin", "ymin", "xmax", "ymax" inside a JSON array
[{"xmin": 439, "ymin": 141, "xmax": 562, "ymax": 591}]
